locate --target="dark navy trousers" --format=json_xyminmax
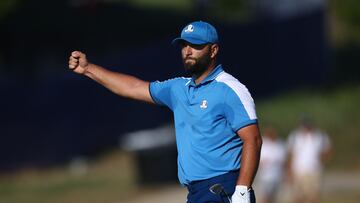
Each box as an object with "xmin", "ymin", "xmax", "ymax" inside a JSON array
[{"xmin": 186, "ymin": 171, "xmax": 256, "ymax": 203}]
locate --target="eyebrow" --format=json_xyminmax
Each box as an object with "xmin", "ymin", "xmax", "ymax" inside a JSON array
[{"xmin": 181, "ymin": 42, "xmax": 209, "ymax": 50}]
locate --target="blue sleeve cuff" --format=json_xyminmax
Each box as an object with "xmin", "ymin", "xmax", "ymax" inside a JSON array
[
  {"xmin": 149, "ymin": 82, "xmax": 163, "ymax": 105},
  {"xmin": 234, "ymin": 119, "xmax": 258, "ymax": 133}
]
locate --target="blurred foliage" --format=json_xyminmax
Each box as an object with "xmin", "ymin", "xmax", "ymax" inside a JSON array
[
  {"xmin": 329, "ymin": 44, "xmax": 360, "ymax": 84},
  {"xmin": 257, "ymin": 84, "xmax": 360, "ymax": 170},
  {"xmin": 331, "ymin": 0, "xmax": 360, "ymax": 26},
  {"xmin": 207, "ymin": 0, "xmax": 250, "ymax": 22},
  {"xmin": 109, "ymin": 0, "xmax": 360, "ymax": 38},
  {"xmin": 329, "ymin": 0, "xmax": 360, "ymax": 44},
  {"xmin": 327, "ymin": 0, "xmax": 360, "ymax": 84},
  {"xmin": 0, "ymin": 0, "xmax": 20, "ymax": 22}
]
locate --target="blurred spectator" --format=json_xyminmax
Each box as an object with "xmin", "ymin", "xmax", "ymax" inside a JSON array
[
  {"xmin": 286, "ymin": 116, "xmax": 332, "ymax": 203},
  {"xmin": 255, "ymin": 126, "xmax": 287, "ymax": 203}
]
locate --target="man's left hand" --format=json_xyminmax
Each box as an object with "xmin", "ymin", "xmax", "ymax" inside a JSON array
[{"xmin": 231, "ymin": 185, "xmax": 251, "ymax": 203}]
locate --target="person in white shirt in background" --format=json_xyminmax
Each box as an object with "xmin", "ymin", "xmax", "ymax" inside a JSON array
[
  {"xmin": 286, "ymin": 116, "xmax": 332, "ymax": 203},
  {"xmin": 255, "ymin": 126, "xmax": 287, "ymax": 203}
]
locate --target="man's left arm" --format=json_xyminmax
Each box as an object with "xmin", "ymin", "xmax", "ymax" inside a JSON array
[
  {"xmin": 236, "ymin": 123, "xmax": 262, "ymax": 186},
  {"xmin": 231, "ymin": 123, "xmax": 262, "ymax": 203}
]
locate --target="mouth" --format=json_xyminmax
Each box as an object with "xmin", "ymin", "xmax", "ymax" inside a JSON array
[{"xmin": 185, "ymin": 57, "xmax": 196, "ymax": 62}]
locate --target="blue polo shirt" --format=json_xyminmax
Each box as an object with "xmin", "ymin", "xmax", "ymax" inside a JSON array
[{"xmin": 149, "ymin": 65, "xmax": 257, "ymax": 185}]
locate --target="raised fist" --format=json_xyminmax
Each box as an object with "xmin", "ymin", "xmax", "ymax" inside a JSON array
[{"xmin": 68, "ymin": 51, "xmax": 89, "ymax": 74}]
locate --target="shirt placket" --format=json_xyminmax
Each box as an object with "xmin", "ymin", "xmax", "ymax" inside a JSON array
[{"xmin": 188, "ymin": 85, "xmax": 199, "ymax": 105}]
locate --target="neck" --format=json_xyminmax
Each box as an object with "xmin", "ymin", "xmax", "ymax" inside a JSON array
[{"xmin": 194, "ymin": 62, "xmax": 217, "ymax": 85}]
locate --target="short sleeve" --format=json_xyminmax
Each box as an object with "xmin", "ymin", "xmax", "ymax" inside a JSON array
[
  {"xmin": 223, "ymin": 84, "xmax": 257, "ymax": 132},
  {"xmin": 149, "ymin": 79, "xmax": 177, "ymax": 109}
]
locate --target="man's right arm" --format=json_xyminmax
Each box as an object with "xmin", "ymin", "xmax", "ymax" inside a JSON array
[{"xmin": 68, "ymin": 51, "xmax": 154, "ymax": 103}]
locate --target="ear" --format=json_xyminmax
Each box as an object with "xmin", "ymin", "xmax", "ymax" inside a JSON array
[{"xmin": 210, "ymin": 44, "xmax": 219, "ymax": 59}]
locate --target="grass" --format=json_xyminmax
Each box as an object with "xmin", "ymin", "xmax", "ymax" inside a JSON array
[
  {"xmin": 0, "ymin": 150, "xmax": 137, "ymax": 203},
  {"xmin": 323, "ymin": 195, "xmax": 360, "ymax": 203}
]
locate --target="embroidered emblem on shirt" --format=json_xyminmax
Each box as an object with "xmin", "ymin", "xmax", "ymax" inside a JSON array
[
  {"xmin": 200, "ymin": 100, "xmax": 208, "ymax": 109},
  {"xmin": 184, "ymin": 24, "xmax": 194, "ymax": 33}
]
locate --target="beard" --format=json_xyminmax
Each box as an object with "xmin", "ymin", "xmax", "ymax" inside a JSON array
[{"xmin": 183, "ymin": 51, "xmax": 212, "ymax": 77}]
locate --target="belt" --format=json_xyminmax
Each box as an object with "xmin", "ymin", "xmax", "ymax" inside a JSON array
[{"xmin": 186, "ymin": 170, "xmax": 239, "ymax": 193}]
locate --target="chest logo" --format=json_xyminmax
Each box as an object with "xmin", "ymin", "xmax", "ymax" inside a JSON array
[{"xmin": 200, "ymin": 100, "xmax": 208, "ymax": 109}]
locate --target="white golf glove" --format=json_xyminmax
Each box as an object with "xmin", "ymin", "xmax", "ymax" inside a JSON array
[{"xmin": 231, "ymin": 185, "xmax": 251, "ymax": 203}]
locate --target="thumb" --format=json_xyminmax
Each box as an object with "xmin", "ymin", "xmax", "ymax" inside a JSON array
[{"xmin": 71, "ymin": 51, "xmax": 83, "ymax": 58}]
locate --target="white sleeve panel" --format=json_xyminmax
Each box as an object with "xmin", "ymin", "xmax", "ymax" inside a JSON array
[{"xmin": 216, "ymin": 72, "xmax": 257, "ymax": 120}]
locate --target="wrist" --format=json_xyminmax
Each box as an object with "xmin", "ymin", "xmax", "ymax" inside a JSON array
[
  {"xmin": 235, "ymin": 185, "xmax": 252, "ymax": 192},
  {"xmin": 83, "ymin": 63, "xmax": 93, "ymax": 76}
]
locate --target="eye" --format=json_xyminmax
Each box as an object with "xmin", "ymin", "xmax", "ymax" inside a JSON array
[
  {"xmin": 179, "ymin": 41, "xmax": 191, "ymax": 49},
  {"xmin": 179, "ymin": 41, "xmax": 186, "ymax": 48}
]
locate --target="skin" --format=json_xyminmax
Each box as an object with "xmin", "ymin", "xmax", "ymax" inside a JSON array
[
  {"xmin": 69, "ymin": 51, "xmax": 153, "ymax": 103},
  {"xmin": 68, "ymin": 41, "xmax": 262, "ymax": 188},
  {"xmin": 181, "ymin": 41, "xmax": 215, "ymax": 81}
]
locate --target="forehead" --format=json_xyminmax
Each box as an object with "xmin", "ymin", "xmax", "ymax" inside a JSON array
[{"xmin": 179, "ymin": 40, "xmax": 210, "ymax": 50}]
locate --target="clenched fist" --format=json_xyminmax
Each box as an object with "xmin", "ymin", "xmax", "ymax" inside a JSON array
[{"xmin": 68, "ymin": 51, "xmax": 89, "ymax": 74}]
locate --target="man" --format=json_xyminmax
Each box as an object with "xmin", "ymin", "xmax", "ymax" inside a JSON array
[
  {"xmin": 255, "ymin": 126, "xmax": 286, "ymax": 203},
  {"xmin": 287, "ymin": 116, "xmax": 332, "ymax": 203},
  {"xmin": 68, "ymin": 21, "xmax": 262, "ymax": 203}
]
